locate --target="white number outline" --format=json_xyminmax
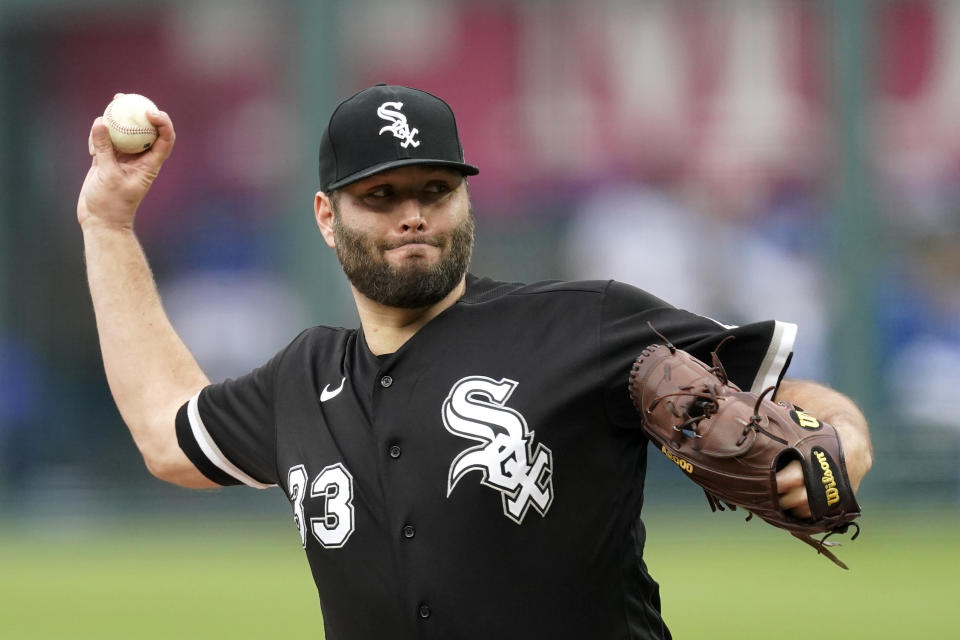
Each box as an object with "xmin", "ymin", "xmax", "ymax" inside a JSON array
[{"xmin": 287, "ymin": 463, "xmax": 356, "ymax": 549}]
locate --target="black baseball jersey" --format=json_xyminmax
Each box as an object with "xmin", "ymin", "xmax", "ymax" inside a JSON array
[{"xmin": 176, "ymin": 274, "xmax": 796, "ymax": 640}]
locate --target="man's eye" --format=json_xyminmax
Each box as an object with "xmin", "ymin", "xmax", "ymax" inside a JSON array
[
  {"xmin": 366, "ymin": 187, "xmax": 392, "ymax": 199},
  {"xmin": 424, "ymin": 182, "xmax": 450, "ymax": 194}
]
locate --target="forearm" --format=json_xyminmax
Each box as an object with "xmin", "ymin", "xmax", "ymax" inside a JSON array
[
  {"xmin": 83, "ymin": 222, "xmax": 209, "ymax": 466},
  {"xmin": 775, "ymin": 378, "xmax": 873, "ymax": 490}
]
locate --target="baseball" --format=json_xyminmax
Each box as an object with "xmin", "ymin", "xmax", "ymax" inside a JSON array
[{"xmin": 103, "ymin": 93, "xmax": 159, "ymax": 154}]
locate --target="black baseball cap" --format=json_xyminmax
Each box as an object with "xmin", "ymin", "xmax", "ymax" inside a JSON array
[{"xmin": 318, "ymin": 84, "xmax": 480, "ymax": 192}]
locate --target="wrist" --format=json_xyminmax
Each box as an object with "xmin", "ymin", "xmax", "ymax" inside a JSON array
[
  {"xmin": 79, "ymin": 215, "xmax": 136, "ymax": 235},
  {"xmin": 836, "ymin": 426, "xmax": 873, "ymax": 490}
]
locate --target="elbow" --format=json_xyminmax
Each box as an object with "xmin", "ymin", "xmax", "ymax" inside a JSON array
[
  {"xmin": 141, "ymin": 447, "xmax": 179, "ymax": 483},
  {"xmin": 141, "ymin": 448, "xmax": 215, "ymax": 489},
  {"xmin": 131, "ymin": 415, "xmax": 176, "ymax": 479},
  {"xmin": 133, "ymin": 417, "xmax": 213, "ymax": 489}
]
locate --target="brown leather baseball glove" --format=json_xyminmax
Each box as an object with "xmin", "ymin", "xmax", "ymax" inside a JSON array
[{"xmin": 628, "ymin": 329, "xmax": 862, "ymax": 569}]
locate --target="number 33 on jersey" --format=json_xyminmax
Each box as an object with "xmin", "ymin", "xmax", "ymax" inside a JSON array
[{"xmin": 289, "ymin": 463, "xmax": 356, "ymax": 548}]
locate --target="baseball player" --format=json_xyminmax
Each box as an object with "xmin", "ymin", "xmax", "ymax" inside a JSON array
[{"xmin": 77, "ymin": 84, "xmax": 872, "ymax": 639}]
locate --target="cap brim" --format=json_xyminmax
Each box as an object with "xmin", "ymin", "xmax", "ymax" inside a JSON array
[{"xmin": 324, "ymin": 158, "xmax": 479, "ymax": 192}]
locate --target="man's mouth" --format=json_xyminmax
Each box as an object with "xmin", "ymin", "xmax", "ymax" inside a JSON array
[{"xmin": 383, "ymin": 237, "xmax": 442, "ymax": 251}]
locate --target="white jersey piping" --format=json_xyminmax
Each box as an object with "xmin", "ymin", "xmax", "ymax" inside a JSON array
[
  {"xmin": 187, "ymin": 392, "xmax": 275, "ymax": 489},
  {"xmin": 750, "ymin": 320, "xmax": 797, "ymax": 394}
]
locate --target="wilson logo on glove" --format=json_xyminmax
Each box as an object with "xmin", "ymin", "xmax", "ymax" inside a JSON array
[
  {"xmin": 791, "ymin": 409, "xmax": 822, "ymax": 430},
  {"xmin": 813, "ymin": 448, "xmax": 841, "ymax": 506}
]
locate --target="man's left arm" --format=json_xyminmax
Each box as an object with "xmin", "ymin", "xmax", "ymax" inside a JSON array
[{"xmin": 773, "ymin": 378, "xmax": 874, "ymax": 517}]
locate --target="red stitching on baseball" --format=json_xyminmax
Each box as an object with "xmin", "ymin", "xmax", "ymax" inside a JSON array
[{"xmin": 105, "ymin": 103, "xmax": 157, "ymax": 136}]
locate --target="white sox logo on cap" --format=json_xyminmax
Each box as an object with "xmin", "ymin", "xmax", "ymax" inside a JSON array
[
  {"xmin": 377, "ymin": 101, "xmax": 420, "ymax": 148},
  {"xmin": 318, "ymin": 84, "xmax": 478, "ymax": 191}
]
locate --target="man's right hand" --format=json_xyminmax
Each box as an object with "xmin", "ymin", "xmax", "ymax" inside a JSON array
[{"xmin": 77, "ymin": 94, "xmax": 175, "ymax": 231}]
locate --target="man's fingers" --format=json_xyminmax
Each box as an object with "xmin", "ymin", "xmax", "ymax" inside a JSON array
[
  {"xmin": 779, "ymin": 485, "xmax": 813, "ymax": 517},
  {"xmin": 776, "ymin": 459, "xmax": 812, "ymax": 518},
  {"xmin": 145, "ymin": 109, "xmax": 176, "ymax": 160},
  {"xmin": 778, "ymin": 484, "xmax": 806, "ymax": 508},
  {"xmin": 775, "ymin": 459, "xmax": 803, "ymax": 494},
  {"xmin": 89, "ymin": 117, "xmax": 118, "ymax": 163}
]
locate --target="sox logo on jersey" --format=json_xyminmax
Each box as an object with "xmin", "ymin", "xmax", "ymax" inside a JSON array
[
  {"xmin": 443, "ymin": 376, "xmax": 554, "ymax": 524},
  {"xmin": 377, "ymin": 101, "xmax": 421, "ymax": 148}
]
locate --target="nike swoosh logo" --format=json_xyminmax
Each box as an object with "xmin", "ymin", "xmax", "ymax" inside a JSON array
[{"xmin": 320, "ymin": 377, "xmax": 346, "ymax": 403}]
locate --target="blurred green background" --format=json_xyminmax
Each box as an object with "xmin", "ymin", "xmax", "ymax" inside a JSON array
[
  {"xmin": 1, "ymin": 0, "xmax": 958, "ymax": 637},
  {"xmin": 2, "ymin": 504, "xmax": 957, "ymax": 639}
]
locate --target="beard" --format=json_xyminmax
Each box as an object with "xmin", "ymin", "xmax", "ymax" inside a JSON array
[{"xmin": 332, "ymin": 207, "xmax": 475, "ymax": 309}]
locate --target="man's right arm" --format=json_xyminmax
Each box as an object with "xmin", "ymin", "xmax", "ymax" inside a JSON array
[{"xmin": 78, "ymin": 98, "xmax": 215, "ymax": 488}]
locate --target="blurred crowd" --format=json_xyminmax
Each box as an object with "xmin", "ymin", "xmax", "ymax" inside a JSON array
[{"xmin": 1, "ymin": 0, "xmax": 959, "ymax": 504}]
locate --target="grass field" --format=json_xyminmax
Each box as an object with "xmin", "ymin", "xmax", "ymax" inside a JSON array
[
  {"xmin": 649, "ymin": 506, "xmax": 958, "ymax": 639},
  {"xmin": 1, "ymin": 503, "xmax": 956, "ymax": 639}
]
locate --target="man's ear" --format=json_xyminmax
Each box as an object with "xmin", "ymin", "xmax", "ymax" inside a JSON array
[{"xmin": 315, "ymin": 192, "xmax": 337, "ymax": 248}]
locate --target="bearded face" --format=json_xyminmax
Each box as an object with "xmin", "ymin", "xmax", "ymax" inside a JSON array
[{"xmin": 330, "ymin": 201, "xmax": 475, "ymax": 309}]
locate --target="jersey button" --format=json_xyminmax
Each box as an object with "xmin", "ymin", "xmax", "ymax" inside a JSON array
[
  {"xmin": 402, "ymin": 524, "xmax": 416, "ymax": 539},
  {"xmin": 389, "ymin": 445, "xmax": 402, "ymax": 459},
  {"xmin": 380, "ymin": 375, "xmax": 393, "ymax": 388},
  {"xmin": 418, "ymin": 603, "xmax": 431, "ymax": 619}
]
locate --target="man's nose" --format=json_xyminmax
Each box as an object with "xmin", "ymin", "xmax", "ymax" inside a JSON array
[{"xmin": 397, "ymin": 198, "xmax": 426, "ymax": 232}]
